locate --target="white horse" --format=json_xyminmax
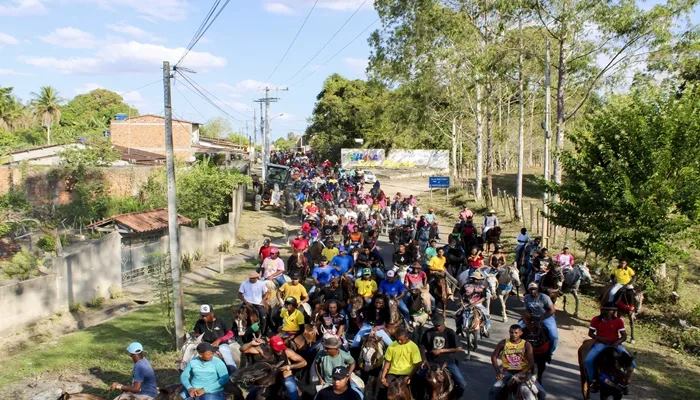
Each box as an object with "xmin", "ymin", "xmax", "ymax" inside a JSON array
[
  {"xmin": 561, "ymin": 263, "xmax": 593, "ymax": 317},
  {"xmin": 177, "ymin": 333, "xmax": 241, "ymax": 371},
  {"xmin": 494, "ymin": 263, "xmax": 522, "ymax": 322}
]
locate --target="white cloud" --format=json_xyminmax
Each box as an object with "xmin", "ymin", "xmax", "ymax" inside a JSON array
[
  {"xmin": 0, "ymin": 68, "xmax": 23, "ymax": 75},
  {"xmin": 0, "ymin": 0, "xmax": 47, "ymax": 16},
  {"xmin": 74, "ymin": 82, "xmax": 104, "ymax": 94},
  {"xmin": 106, "ymin": 22, "xmax": 160, "ymax": 41},
  {"xmin": 40, "ymin": 27, "xmax": 97, "ymax": 49},
  {"xmin": 343, "ymin": 56, "xmax": 367, "ymax": 75},
  {"xmin": 317, "ymin": 0, "xmax": 371, "ymax": 11},
  {"xmin": 264, "ymin": 2, "xmax": 295, "ymax": 15},
  {"xmin": 120, "ymin": 89, "xmax": 145, "ymax": 108},
  {"xmin": 0, "ymin": 32, "xmax": 19, "ymax": 46},
  {"xmin": 74, "ymin": 0, "xmax": 188, "ymax": 21},
  {"xmin": 23, "ymin": 40, "xmax": 226, "ymax": 74},
  {"xmin": 224, "ymin": 101, "xmax": 254, "ymax": 114},
  {"xmin": 218, "ymin": 79, "xmax": 275, "ymax": 97}
]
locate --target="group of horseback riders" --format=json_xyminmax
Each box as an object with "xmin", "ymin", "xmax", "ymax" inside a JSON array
[{"xmin": 105, "ymin": 152, "xmax": 638, "ymax": 400}]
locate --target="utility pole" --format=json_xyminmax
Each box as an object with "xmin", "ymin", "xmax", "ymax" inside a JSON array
[
  {"xmin": 252, "ymin": 107, "xmax": 257, "ymax": 163},
  {"xmin": 542, "ymin": 39, "xmax": 552, "ymax": 243},
  {"xmin": 255, "ymin": 86, "xmax": 287, "ymax": 180},
  {"xmin": 162, "ymin": 61, "xmax": 185, "ymax": 349}
]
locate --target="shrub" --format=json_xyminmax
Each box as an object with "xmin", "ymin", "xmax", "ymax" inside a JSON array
[
  {"xmin": 86, "ymin": 296, "xmax": 105, "ymax": 308},
  {"xmin": 0, "ymin": 250, "xmax": 40, "ymax": 280},
  {"xmin": 37, "ymin": 234, "xmax": 57, "ymax": 253},
  {"xmin": 181, "ymin": 253, "xmax": 193, "ymax": 272},
  {"xmin": 218, "ymin": 240, "xmax": 231, "ymax": 253}
]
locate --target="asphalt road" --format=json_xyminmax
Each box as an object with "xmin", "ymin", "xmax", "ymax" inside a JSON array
[{"xmin": 373, "ymin": 178, "xmax": 583, "ymax": 400}]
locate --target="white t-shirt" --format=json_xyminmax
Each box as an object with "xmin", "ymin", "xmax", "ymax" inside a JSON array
[
  {"xmin": 345, "ymin": 211, "xmax": 358, "ymax": 220},
  {"xmin": 239, "ymin": 280, "xmax": 269, "ymax": 305},
  {"xmin": 261, "ymin": 257, "xmax": 285, "ymax": 279},
  {"xmin": 326, "ymin": 214, "xmax": 339, "ymax": 224}
]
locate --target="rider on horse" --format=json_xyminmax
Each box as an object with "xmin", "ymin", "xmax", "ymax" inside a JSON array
[
  {"xmin": 456, "ymin": 271, "xmax": 493, "ymax": 335},
  {"xmin": 194, "ymin": 304, "xmax": 238, "ymax": 373},
  {"xmin": 607, "ymin": 260, "xmax": 636, "ymax": 303},
  {"xmin": 482, "ymin": 209, "xmax": 499, "ymax": 241},
  {"xmin": 489, "ymin": 325, "xmax": 545, "ymax": 400},
  {"xmin": 585, "ymin": 303, "xmax": 635, "ymax": 393},
  {"xmin": 520, "ymin": 282, "xmax": 559, "ymax": 358},
  {"xmin": 110, "ymin": 342, "xmax": 159, "ymax": 399},
  {"xmin": 419, "ymin": 314, "xmax": 467, "ymax": 399}
]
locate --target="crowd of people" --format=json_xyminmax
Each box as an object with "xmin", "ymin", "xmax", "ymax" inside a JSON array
[{"xmin": 107, "ymin": 151, "xmax": 636, "ymax": 400}]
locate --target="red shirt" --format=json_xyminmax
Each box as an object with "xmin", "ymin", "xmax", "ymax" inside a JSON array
[
  {"xmin": 259, "ymin": 245, "xmax": 275, "ymax": 261},
  {"xmin": 468, "ymin": 255, "xmax": 484, "ymax": 269},
  {"xmin": 291, "ymin": 238, "xmax": 308, "ymax": 252},
  {"xmin": 590, "ymin": 316, "xmax": 625, "ymax": 343}
]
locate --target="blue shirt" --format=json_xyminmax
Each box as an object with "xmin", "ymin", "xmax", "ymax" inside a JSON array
[
  {"xmin": 330, "ymin": 255, "xmax": 354, "ymax": 274},
  {"xmin": 180, "ymin": 356, "xmax": 229, "ymax": 394},
  {"xmin": 379, "ymin": 279, "xmax": 406, "ymax": 298},
  {"xmin": 132, "ymin": 358, "xmax": 158, "ymax": 397},
  {"xmin": 313, "ymin": 265, "xmax": 339, "ymax": 286}
]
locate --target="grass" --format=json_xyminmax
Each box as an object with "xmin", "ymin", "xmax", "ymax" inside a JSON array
[
  {"xmin": 424, "ymin": 170, "xmax": 700, "ymax": 400},
  {"xmin": 0, "ymin": 260, "xmax": 258, "ymax": 397}
]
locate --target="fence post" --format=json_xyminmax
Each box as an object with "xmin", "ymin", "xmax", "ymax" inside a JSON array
[
  {"xmin": 198, "ymin": 218, "xmax": 207, "ymax": 254},
  {"xmin": 536, "ymin": 208, "xmax": 540, "ymax": 235},
  {"xmin": 529, "ymin": 203, "xmax": 534, "ymax": 231}
]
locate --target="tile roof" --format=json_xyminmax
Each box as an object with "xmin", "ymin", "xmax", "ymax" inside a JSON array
[
  {"xmin": 113, "ymin": 145, "xmax": 166, "ymax": 165},
  {"xmin": 88, "ymin": 208, "xmax": 192, "ymax": 233}
]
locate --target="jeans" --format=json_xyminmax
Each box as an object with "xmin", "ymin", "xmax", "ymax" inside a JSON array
[
  {"xmin": 584, "ymin": 343, "xmax": 633, "ymax": 382},
  {"xmin": 608, "ymin": 283, "xmax": 623, "ymax": 302},
  {"xmin": 488, "ymin": 372, "xmax": 545, "ymax": 400},
  {"xmin": 476, "ymin": 303, "xmax": 492, "ymax": 332},
  {"xmin": 284, "ymin": 376, "xmax": 299, "ymax": 400},
  {"xmin": 217, "ymin": 343, "xmax": 237, "ymax": 368},
  {"xmin": 374, "ymin": 267, "xmax": 386, "ymax": 281},
  {"xmin": 446, "ymin": 361, "xmax": 466, "ymax": 395},
  {"xmin": 351, "ymin": 323, "xmax": 393, "ymax": 347},
  {"xmin": 181, "ymin": 391, "xmax": 225, "ymax": 400},
  {"xmin": 518, "ymin": 315, "xmax": 558, "ymax": 355},
  {"xmin": 395, "ymin": 297, "xmax": 411, "ymax": 320}
]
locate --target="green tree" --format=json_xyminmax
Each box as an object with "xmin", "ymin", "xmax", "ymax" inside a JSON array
[
  {"xmin": 200, "ymin": 117, "xmax": 232, "ymax": 138},
  {"xmin": 0, "ymin": 87, "xmax": 23, "ymax": 132},
  {"xmin": 545, "ymin": 82, "xmax": 700, "ymax": 285},
  {"xmin": 140, "ymin": 161, "xmax": 251, "ymax": 225},
  {"xmin": 60, "ymin": 89, "xmax": 138, "ymax": 140},
  {"xmin": 31, "ymin": 86, "xmax": 63, "ymax": 145}
]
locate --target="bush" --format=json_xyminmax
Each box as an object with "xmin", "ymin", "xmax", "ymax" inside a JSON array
[
  {"xmin": 181, "ymin": 253, "xmax": 193, "ymax": 272},
  {"xmin": 36, "ymin": 234, "xmax": 57, "ymax": 253},
  {"xmin": 218, "ymin": 240, "xmax": 231, "ymax": 253},
  {"xmin": 0, "ymin": 250, "xmax": 40, "ymax": 280}
]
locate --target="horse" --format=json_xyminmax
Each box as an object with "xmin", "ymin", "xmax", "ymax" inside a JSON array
[
  {"xmin": 456, "ymin": 302, "xmax": 483, "ymax": 355},
  {"xmin": 232, "ymin": 360, "xmax": 290, "ymax": 400},
  {"xmin": 561, "ymin": 263, "xmax": 593, "ymax": 317},
  {"xmin": 523, "ymin": 320, "xmax": 551, "ymax": 383},
  {"xmin": 386, "ymin": 375, "xmax": 413, "ymax": 400},
  {"xmin": 600, "ymin": 287, "xmax": 644, "ymax": 343},
  {"xmin": 500, "ymin": 372, "xmax": 540, "ymax": 400},
  {"xmin": 177, "ymin": 332, "xmax": 242, "ymax": 372},
  {"xmin": 494, "ymin": 263, "xmax": 521, "ymax": 322},
  {"xmin": 578, "ymin": 339, "xmax": 635, "ymax": 400},
  {"xmin": 429, "ymin": 272, "xmax": 450, "ymax": 315},
  {"xmin": 287, "ymin": 252, "xmax": 310, "ymax": 282},
  {"xmin": 55, "ymin": 394, "xmax": 105, "ymax": 400},
  {"xmin": 286, "ymin": 323, "xmax": 318, "ymax": 354},
  {"xmin": 360, "ymin": 334, "xmax": 386, "ymax": 400},
  {"xmin": 539, "ymin": 265, "xmax": 564, "ymax": 305},
  {"xmin": 426, "ymin": 363, "xmax": 455, "ymax": 400},
  {"xmin": 484, "ymin": 226, "xmax": 502, "ymax": 254},
  {"xmin": 233, "ymin": 303, "xmax": 260, "ymax": 342},
  {"xmin": 347, "ymin": 294, "xmax": 365, "ymax": 335},
  {"xmin": 407, "ymin": 289, "xmax": 430, "ymax": 331}
]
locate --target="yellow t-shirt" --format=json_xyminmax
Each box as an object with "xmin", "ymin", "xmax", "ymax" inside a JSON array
[
  {"xmin": 501, "ymin": 339, "xmax": 529, "ymax": 371},
  {"xmin": 385, "ymin": 340, "xmax": 422, "ymax": 375},
  {"xmin": 322, "ymin": 247, "xmax": 339, "ymax": 262},
  {"xmin": 279, "ymin": 283, "xmax": 308, "ymax": 303},
  {"xmin": 355, "ymin": 279, "xmax": 377, "ymax": 298},
  {"xmin": 614, "ymin": 267, "xmax": 635, "ymax": 285},
  {"xmin": 428, "ymin": 255, "xmax": 447, "ymax": 272},
  {"xmin": 280, "ymin": 308, "xmax": 305, "ymax": 332}
]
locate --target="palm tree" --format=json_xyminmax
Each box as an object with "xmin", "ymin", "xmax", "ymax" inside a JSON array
[
  {"xmin": 0, "ymin": 87, "xmax": 22, "ymax": 131},
  {"xmin": 31, "ymin": 86, "xmax": 62, "ymax": 145}
]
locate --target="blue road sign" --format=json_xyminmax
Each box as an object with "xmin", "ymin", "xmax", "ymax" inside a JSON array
[{"xmin": 429, "ymin": 176, "xmax": 450, "ymax": 189}]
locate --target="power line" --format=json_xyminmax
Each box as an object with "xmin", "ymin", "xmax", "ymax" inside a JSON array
[
  {"xmin": 172, "ymin": 82, "xmax": 207, "ymax": 123},
  {"xmin": 290, "ymin": 18, "xmax": 379, "ymax": 87},
  {"xmin": 175, "ymin": 0, "xmax": 232, "ymax": 67},
  {"xmin": 175, "ymin": 71, "xmax": 244, "ymax": 122},
  {"xmin": 267, "ymin": 0, "xmax": 320, "ymax": 80},
  {"xmin": 284, "ymin": 0, "xmax": 369, "ymax": 83},
  {"xmin": 176, "ymin": 71, "xmax": 250, "ymax": 120}
]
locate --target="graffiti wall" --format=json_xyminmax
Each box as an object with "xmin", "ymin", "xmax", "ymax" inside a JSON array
[
  {"xmin": 340, "ymin": 149, "xmax": 385, "ymax": 167},
  {"xmin": 340, "ymin": 148, "xmax": 449, "ymax": 169}
]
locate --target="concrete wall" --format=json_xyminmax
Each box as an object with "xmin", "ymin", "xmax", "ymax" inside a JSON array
[{"xmin": 0, "ymin": 231, "xmax": 121, "ymax": 335}]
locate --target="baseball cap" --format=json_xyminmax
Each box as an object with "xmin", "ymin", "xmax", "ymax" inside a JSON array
[
  {"xmin": 270, "ymin": 247, "xmax": 280, "ymax": 254},
  {"xmin": 249, "ymin": 271, "xmax": 260, "ymax": 279},
  {"xmin": 126, "ymin": 342, "xmax": 143, "ymax": 354},
  {"xmin": 332, "ymin": 366, "xmax": 350, "ymax": 380},
  {"xmin": 269, "ymin": 335, "xmax": 287, "ymax": 352},
  {"xmin": 199, "ymin": 304, "xmax": 213, "ymax": 315},
  {"xmin": 362, "ymin": 268, "xmax": 371, "ymax": 276},
  {"xmin": 432, "ymin": 314, "xmax": 445, "ymax": 326},
  {"xmin": 386, "ymin": 270, "xmax": 396, "ymax": 278},
  {"xmin": 528, "ymin": 282, "xmax": 539, "ymax": 290}
]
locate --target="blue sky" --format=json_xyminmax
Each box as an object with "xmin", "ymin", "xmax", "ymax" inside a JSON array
[{"xmin": 0, "ymin": 0, "xmax": 378, "ymax": 139}]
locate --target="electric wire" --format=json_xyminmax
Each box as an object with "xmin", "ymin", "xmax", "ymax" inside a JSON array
[
  {"xmin": 175, "ymin": 71, "xmax": 245, "ymax": 122},
  {"xmin": 175, "ymin": 0, "xmax": 231, "ymax": 67},
  {"xmin": 284, "ymin": 0, "xmax": 369, "ymax": 83},
  {"xmin": 267, "ymin": 0, "xmax": 320, "ymax": 80}
]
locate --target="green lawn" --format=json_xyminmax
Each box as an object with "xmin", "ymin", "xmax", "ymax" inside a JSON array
[{"xmin": 0, "ymin": 261, "xmax": 258, "ymax": 396}]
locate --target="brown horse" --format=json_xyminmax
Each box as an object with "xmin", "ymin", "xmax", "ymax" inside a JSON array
[
  {"xmin": 386, "ymin": 375, "xmax": 413, "ymax": 400},
  {"xmin": 233, "ymin": 303, "xmax": 259, "ymax": 340},
  {"xmin": 427, "ymin": 363, "xmax": 455, "ymax": 400},
  {"xmin": 286, "ymin": 323, "xmax": 318, "ymax": 352},
  {"xmin": 360, "ymin": 334, "xmax": 386, "ymax": 400},
  {"xmin": 484, "ymin": 226, "xmax": 502, "ymax": 254},
  {"xmin": 287, "ymin": 252, "xmax": 310, "ymax": 281},
  {"xmin": 430, "ymin": 272, "xmax": 449, "ymax": 315},
  {"xmin": 600, "ymin": 287, "xmax": 644, "ymax": 343}
]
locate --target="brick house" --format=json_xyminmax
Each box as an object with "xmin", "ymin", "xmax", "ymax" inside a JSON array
[{"xmin": 109, "ymin": 114, "xmax": 200, "ymax": 161}]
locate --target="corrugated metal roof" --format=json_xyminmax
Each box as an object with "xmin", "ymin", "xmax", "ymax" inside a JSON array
[
  {"xmin": 88, "ymin": 208, "xmax": 192, "ymax": 234},
  {"xmin": 113, "ymin": 145, "xmax": 166, "ymax": 165}
]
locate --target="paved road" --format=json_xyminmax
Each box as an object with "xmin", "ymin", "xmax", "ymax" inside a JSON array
[{"xmin": 374, "ymin": 177, "xmax": 583, "ymax": 399}]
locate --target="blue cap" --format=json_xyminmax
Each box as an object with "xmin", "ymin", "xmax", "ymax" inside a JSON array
[{"xmin": 126, "ymin": 342, "xmax": 143, "ymax": 354}]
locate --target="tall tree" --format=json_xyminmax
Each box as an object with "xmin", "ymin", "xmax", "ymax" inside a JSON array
[
  {"xmin": 31, "ymin": 86, "xmax": 62, "ymax": 145},
  {"xmin": 61, "ymin": 88, "xmax": 137, "ymax": 138}
]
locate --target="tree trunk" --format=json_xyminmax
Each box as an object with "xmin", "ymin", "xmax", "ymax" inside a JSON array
[
  {"xmin": 475, "ymin": 81, "xmax": 484, "ymax": 200},
  {"xmin": 516, "ymin": 15, "xmax": 525, "ymax": 221},
  {"xmin": 553, "ymin": 34, "xmax": 567, "ymax": 187},
  {"xmin": 486, "ymin": 87, "xmax": 494, "ymax": 207},
  {"xmin": 451, "ymin": 117, "xmax": 458, "ymax": 179},
  {"xmin": 528, "ymin": 94, "xmax": 535, "ymax": 167}
]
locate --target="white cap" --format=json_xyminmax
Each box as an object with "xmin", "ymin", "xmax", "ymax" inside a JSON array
[{"xmin": 199, "ymin": 304, "xmax": 212, "ymax": 314}]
